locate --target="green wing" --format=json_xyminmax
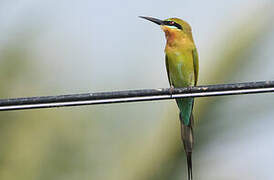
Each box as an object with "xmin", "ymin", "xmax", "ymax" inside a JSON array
[
  {"xmin": 165, "ymin": 55, "xmax": 172, "ymax": 86},
  {"xmin": 192, "ymin": 47, "xmax": 199, "ymax": 86}
]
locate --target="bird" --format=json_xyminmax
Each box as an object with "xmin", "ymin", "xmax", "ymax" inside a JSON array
[{"xmin": 140, "ymin": 16, "xmax": 199, "ymax": 180}]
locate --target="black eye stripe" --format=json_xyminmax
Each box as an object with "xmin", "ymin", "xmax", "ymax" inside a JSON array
[{"xmin": 163, "ymin": 21, "xmax": 182, "ymax": 30}]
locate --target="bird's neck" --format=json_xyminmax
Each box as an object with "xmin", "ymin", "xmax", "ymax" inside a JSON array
[{"xmin": 164, "ymin": 31, "xmax": 194, "ymax": 53}]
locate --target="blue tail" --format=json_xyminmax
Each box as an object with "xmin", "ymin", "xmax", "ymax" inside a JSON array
[
  {"xmin": 176, "ymin": 98, "xmax": 193, "ymax": 125},
  {"xmin": 177, "ymin": 98, "xmax": 194, "ymax": 180}
]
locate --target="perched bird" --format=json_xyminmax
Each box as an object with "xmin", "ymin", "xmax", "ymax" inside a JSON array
[{"xmin": 140, "ymin": 16, "xmax": 199, "ymax": 180}]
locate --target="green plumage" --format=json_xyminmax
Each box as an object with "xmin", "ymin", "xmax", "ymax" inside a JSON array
[
  {"xmin": 165, "ymin": 47, "xmax": 198, "ymax": 125},
  {"xmin": 140, "ymin": 16, "xmax": 199, "ymax": 180},
  {"xmin": 163, "ymin": 18, "xmax": 199, "ymax": 180}
]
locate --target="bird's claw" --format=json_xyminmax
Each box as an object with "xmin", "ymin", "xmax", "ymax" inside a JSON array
[{"xmin": 169, "ymin": 85, "xmax": 175, "ymax": 97}]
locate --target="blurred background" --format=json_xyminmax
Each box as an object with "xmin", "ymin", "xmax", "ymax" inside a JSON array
[{"xmin": 0, "ymin": 0, "xmax": 274, "ymax": 179}]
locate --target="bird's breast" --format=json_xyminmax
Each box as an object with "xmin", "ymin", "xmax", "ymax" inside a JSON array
[{"xmin": 166, "ymin": 51, "xmax": 195, "ymax": 87}]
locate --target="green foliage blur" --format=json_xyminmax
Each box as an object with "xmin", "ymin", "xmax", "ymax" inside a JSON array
[{"xmin": 0, "ymin": 1, "xmax": 274, "ymax": 180}]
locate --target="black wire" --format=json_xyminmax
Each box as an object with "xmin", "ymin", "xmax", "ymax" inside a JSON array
[{"xmin": 0, "ymin": 80, "xmax": 274, "ymax": 111}]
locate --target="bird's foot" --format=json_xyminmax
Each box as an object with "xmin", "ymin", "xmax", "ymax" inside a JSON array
[{"xmin": 169, "ymin": 85, "xmax": 175, "ymax": 97}]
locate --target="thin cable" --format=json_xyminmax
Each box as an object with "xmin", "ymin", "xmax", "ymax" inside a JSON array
[{"xmin": 0, "ymin": 80, "xmax": 273, "ymax": 111}]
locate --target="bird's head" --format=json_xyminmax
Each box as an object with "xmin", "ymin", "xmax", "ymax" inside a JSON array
[{"xmin": 139, "ymin": 16, "xmax": 193, "ymax": 48}]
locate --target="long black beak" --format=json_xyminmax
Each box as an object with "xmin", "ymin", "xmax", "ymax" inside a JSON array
[{"xmin": 139, "ymin": 16, "xmax": 164, "ymax": 25}]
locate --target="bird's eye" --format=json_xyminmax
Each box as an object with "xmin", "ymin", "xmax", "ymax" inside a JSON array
[{"xmin": 163, "ymin": 21, "xmax": 182, "ymax": 30}]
